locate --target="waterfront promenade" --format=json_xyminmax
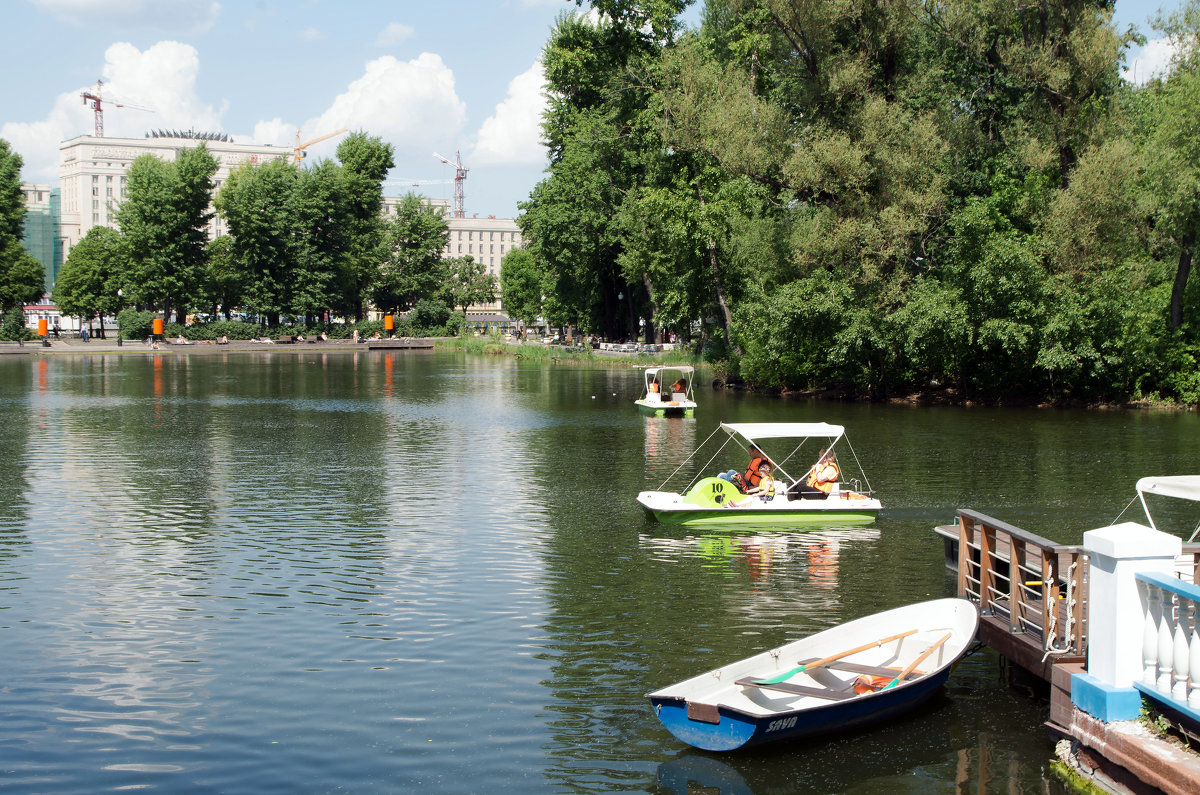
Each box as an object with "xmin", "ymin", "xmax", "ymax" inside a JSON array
[{"xmin": 1, "ymin": 336, "xmax": 428, "ymax": 355}]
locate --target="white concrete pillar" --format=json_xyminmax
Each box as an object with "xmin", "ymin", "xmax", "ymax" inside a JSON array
[{"xmin": 1084, "ymin": 522, "xmax": 1181, "ymax": 687}]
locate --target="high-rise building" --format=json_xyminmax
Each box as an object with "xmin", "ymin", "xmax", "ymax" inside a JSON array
[
  {"xmin": 20, "ymin": 183, "xmax": 62, "ymax": 290},
  {"xmin": 59, "ymin": 132, "xmax": 288, "ymax": 257},
  {"xmin": 57, "ymin": 132, "xmax": 522, "ymax": 322}
]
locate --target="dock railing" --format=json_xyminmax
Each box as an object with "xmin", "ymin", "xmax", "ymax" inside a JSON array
[
  {"xmin": 956, "ymin": 509, "xmax": 1087, "ymax": 657},
  {"xmin": 1135, "ymin": 571, "xmax": 1200, "ymax": 719}
]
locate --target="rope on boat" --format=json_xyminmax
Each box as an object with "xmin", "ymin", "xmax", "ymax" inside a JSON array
[{"xmin": 655, "ymin": 425, "xmax": 728, "ymax": 492}]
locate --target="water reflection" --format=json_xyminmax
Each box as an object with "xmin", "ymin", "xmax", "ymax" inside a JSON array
[{"xmin": 0, "ymin": 352, "xmax": 1147, "ymax": 793}]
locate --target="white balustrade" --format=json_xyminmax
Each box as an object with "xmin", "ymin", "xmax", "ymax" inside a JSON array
[{"xmin": 1137, "ymin": 571, "xmax": 1200, "ymax": 714}]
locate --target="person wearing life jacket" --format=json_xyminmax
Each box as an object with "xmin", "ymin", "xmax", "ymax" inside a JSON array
[
  {"xmin": 719, "ymin": 445, "xmax": 765, "ymax": 492},
  {"xmin": 730, "ymin": 461, "xmax": 776, "ymax": 507},
  {"xmin": 794, "ymin": 449, "xmax": 839, "ymax": 499}
]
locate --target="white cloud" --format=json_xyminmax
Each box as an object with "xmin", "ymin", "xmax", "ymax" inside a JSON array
[
  {"xmin": 1124, "ymin": 36, "xmax": 1179, "ymax": 84},
  {"xmin": 296, "ymin": 53, "xmax": 468, "ymax": 163},
  {"xmin": 1, "ymin": 40, "xmax": 221, "ymax": 183},
  {"xmin": 471, "ymin": 60, "xmax": 547, "ymax": 166},
  {"xmin": 300, "ymin": 27, "xmax": 326, "ymax": 42},
  {"xmin": 375, "ymin": 22, "xmax": 415, "ymax": 46},
  {"xmin": 30, "ymin": 0, "xmax": 221, "ymax": 33}
]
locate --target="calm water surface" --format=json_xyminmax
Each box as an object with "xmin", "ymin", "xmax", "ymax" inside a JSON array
[{"xmin": 2, "ymin": 349, "xmax": 1199, "ymax": 793}]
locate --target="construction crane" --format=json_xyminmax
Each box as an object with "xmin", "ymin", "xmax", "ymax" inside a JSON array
[
  {"xmin": 293, "ymin": 127, "xmax": 349, "ymax": 165},
  {"xmin": 80, "ymin": 79, "xmax": 152, "ymax": 138},
  {"xmin": 433, "ymin": 151, "xmax": 469, "ymax": 218}
]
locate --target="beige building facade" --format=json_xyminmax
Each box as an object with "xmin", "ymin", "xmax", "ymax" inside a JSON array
[
  {"xmin": 58, "ymin": 133, "xmax": 522, "ymax": 319},
  {"xmin": 59, "ymin": 133, "xmax": 289, "ymax": 256}
]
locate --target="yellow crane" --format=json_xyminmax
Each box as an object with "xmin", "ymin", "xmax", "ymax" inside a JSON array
[{"xmin": 293, "ymin": 127, "xmax": 349, "ymax": 164}]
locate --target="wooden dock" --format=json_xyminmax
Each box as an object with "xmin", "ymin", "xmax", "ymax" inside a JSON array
[
  {"xmin": 364, "ymin": 339, "xmax": 433, "ymax": 351},
  {"xmin": 942, "ymin": 511, "xmax": 1200, "ymax": 722},
  {"xmin": 942, "ymin": 510, "xmax": 1200, "ymax": 791}
]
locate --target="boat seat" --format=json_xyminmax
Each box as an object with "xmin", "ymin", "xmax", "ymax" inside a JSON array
[
  {"xmin": 671, "ymin": 392, "xmax": 687, "ymax": 401},
  {"xmin": 734, "ymin": 676, "xmax": 856, "ymax": 701},
  {"xmin": 797, "ymin": 658, "xmax": 922, "ymax": 680}
]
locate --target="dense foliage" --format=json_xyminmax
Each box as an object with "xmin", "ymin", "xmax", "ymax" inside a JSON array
[
  {"xmin": 514, "ymin": 0, "xmax": 1200, "ymax": 403},
  {"xmin": 0, "ymin": 140, "xmax": 44, "ymax": 338}
]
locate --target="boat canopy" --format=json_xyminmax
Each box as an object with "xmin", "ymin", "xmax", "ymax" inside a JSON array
[
  {"xmin": 721, "ymin": 422, "xmax": 845, "ymax": 443},
  {"xmin": 1136, "ymin": 476, "xmax": 1200, "ymax": 504},
  {"xmin": 646, "ymin": 366, "xmax": 695, "ymax": 378}
]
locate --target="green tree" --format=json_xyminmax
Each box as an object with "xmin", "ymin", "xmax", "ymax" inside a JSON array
[
  {"xmin": 214, "ymin": 158, "xmax": 299, "ymax": 325},
  {"xmin": 116, "ymin": 144, "xmax": 218, "ymax": 323},
  {"xmin": 1143, "ymin": 3, "xmax": 1200, "ymax": 332},
  {"xmin": 0, "ymin": 139, "xmax": 44, "ymax": 322},
  {"xmin": 336, "ymin": 132, "xmax": 394, "ymax": 319},
  {"xmin": 499, "ymin": 248, "xmax": 546, "ymax": 324},
  {"xmin": 374, "ymin": 193, "xmax": 449, "ymax": 312},
  {"xmin": 289, "ymin": 159, "xmax": 349, "ymax": 323},
  {"xmin": 443, "ymin": 255, "xmax": 496, "ymax": 314},
  {"xmin": 199, "ymin": 234, "xmax": 243, "ymax": 319},
  {"xmin": 53, "ymin": 226, "xmax": 128, "ymax": 339}
]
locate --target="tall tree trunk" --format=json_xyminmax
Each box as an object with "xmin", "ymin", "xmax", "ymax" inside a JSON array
[
  {"xmin": 1169, "ymin": 235, "xmax": 1195, "ymax": 331},
  {"xmin": 642, "ymin": 273, "xmax": 659, "ymax": 343},
  {"xmin": 698, "ymin": 191, "xmax": 736, "ymax": 354}
]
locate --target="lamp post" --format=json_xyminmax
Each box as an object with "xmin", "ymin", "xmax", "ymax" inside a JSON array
[
  {"xmin": 617, "ymin": 291, "xmax": 624, "ymax": 342},
  {"xmin": 116, "ymin": 289, "xmax": 123, "ymax": 345}
]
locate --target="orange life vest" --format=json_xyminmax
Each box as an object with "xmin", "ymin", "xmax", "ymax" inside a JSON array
[
  {"xmin": 806, "ymin": 462, "xmax": 840, "ymax": 494},
  {"xmin": 743, "ymin": 456, "xmax": 765, "ymax": 488}
]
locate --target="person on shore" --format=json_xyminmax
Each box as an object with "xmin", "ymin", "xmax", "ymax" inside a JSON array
[{"xmin": 729, "ymin": 462, "xmax": 776, "ymax": 507}]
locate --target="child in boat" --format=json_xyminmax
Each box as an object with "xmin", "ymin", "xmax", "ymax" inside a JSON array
[
  {"xmin": 718, "ymin": 445, "xmax": 766, "ymax": 492},
  {"xmin": 730, "ymin": 462, "xmax": 775, "ymax": 507}
]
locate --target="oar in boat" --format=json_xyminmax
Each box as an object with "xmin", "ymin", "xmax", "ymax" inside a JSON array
[
  {"xmin": 882, "ymin": 632, "xmax": 952, "ymax": 689},
  {"xmin": 753, "ymin": 629, "xmax": 918, "ymax": 685}
]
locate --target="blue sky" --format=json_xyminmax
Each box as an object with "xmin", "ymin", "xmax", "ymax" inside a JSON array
[{"xmin": 0, "ymin": 0, "xmax": 1185, "ymax": 219}]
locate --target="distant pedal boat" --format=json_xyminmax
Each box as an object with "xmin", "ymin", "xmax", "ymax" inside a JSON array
[
  {"xmin": 637, "ymin": 422, "xmax": 881, "ymax": 526},
  {"xmin": 646, "ymin": 598, "xmax": 979, "ymax": 751},
  {"xmin": 635, "ymin": 365, "xmax": 697, "ymax": 417}
]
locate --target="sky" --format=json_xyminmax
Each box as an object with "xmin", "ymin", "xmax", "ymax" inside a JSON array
[{"xmin": 0, "ymin": 0, "xmax": 1187, "ymax": 220}]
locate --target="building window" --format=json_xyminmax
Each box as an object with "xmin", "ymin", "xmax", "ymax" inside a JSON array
[
  {"xmin": 490, "ymin": 231, "xmax": 494, "ymax": 240},
  {"xmin": 458, "ymin": 244, "xmax": 462, "ymax": 253}
]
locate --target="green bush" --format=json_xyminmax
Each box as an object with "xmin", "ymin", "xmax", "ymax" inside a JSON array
[
  {"xmin": 116, "ymin": 309, "xmax": 156, "ymax": 340},
  {"xmin": 0, "ymin": 306, "xmax": 33, "ymax": 341}
]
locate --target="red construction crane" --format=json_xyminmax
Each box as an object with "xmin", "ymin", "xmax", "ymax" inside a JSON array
[
  {"xmin": 433, "ymin": 151, "xmax": 469, "ymax": 218},
  {"xmin": 80, "ymin": 80, "xmax": 152, "ymax": 137}
]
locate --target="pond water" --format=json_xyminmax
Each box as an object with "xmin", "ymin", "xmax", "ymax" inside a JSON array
[{"xmin": 2, "ymin": 349, "xmax": 1199, "ymax": 793}]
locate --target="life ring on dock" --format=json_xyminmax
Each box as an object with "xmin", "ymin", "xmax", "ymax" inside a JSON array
[{"xmin": 853, "ymin": 674, "xmax": 895, "ymax": 694}]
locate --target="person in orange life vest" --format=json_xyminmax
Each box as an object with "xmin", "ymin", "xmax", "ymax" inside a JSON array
[
  {"xmin": 795, "ymin": 449, "xmax": 840, "ymax": 499},
  {"xmin": 718, "ymin": 445, "xmax": 765, "ymax": 492},
  {"xmin": 670, "ymin": 378, "xmax": 685, "ymax": 394},
  {"xmin": 730, "ymin": 462, "xmax": 776, "ymax": 507}
]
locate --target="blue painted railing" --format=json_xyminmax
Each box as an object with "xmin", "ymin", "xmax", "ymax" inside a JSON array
[{"xmin": 1135, "ymin": 571, "xmax": 1200, "ymax": 725}]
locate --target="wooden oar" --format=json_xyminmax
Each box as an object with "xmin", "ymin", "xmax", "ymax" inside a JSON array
[
  {"xmin": 882, "ymin": 632, "xmax": 952, "ymax": 689},
  {"xmin": 754, "ymin": 629, "xmax": 918, "ymax": 685}
]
